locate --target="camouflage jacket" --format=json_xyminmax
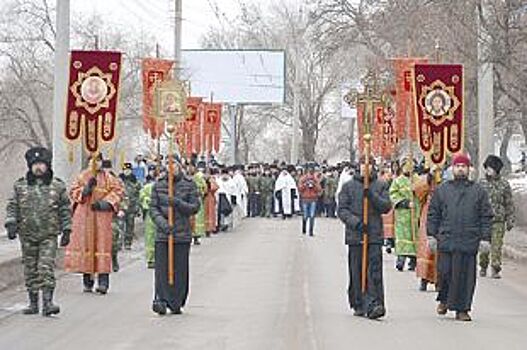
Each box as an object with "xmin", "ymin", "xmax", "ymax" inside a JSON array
[
  {"xmin": 479, "ymin": 175, "xmax": 515, "ymax": 227},
  {"xmin": 5, "ymin": 175, "xmax": 71, "ymax": 241},
  {"xmin": 119, "ymin": 174, "xmax": 141, "ymax": 214},
  {"xmin": 247, "ymin": 175, "xmax": 261, "ymax": 193},
  {"xmin": 259, "ymin": 176, "xmax": 275, "ymax": 194},
  {"xmin": 323, "ymin": 177, "xmax": 338, "ymax": 202}
]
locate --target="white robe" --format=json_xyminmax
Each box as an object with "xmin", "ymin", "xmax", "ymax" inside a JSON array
[
  {"xmin": 273, "ymin": 172, "xmax": 300, "ymax": 215},
  {"xmin": 233, "ymin": 172, "xmax": 249, "ymax": 217},
  {"xmin": 216, "ymin": 175, "xmax": 237, "ymax": 229}
]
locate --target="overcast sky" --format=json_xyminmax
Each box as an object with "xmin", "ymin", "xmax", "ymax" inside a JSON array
[{"xmin": 71, "ymin": 0, "xmax": 240, "ymax": 53}]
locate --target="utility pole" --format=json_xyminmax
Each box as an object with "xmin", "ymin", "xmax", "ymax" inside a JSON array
[
  {"xmin": 52, "ymin": 0, "xmax": 73, "ymax": 181},
  {"xmin": 477, "ymin": 0, "xmax": 494, "ymax": 177},
  {"xmin": 290, "ymin": 6, "xmax": 302, "ymax": 165},
  {"xmin": 174, "ymin": 0, "xmax": 183, "ymax": 78}
]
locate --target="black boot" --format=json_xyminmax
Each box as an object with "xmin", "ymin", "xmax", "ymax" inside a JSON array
[
  {"xmin": 152, "ymin": 300, "xmax": 167, "ymax": 315},
  {"xmin": 42, "ymin": 289, "xmax": 60, "ymax": 316},
  {"xmin": 96, "ymin": 274, "xmax": 109, "ymax": 295},
  {"xmin": 83, "ymin": 274, "xmax": 94, "ymax": 293},
  {"xmin": 309, "ymin": 218, "xmax": 315, "ymax": 236},
  {"xmin": 302, "ymin": 219, "xmax": 307, "ymax": 234},
  {"xmin": 395, "ymin": 256, "xmax": 405, "ymax": 271},
  {"xmin": 22, "ymin": 291, "xmax": 39, "ymax": 315},
  {"xmin": 408, "ymin": 257, "xmax": 417, "ymax": 271},
  {"xmin": 112, "ymin": 254, "xmax": 120, "ymax": 273},
  {"xmin": 419, "ymin": 279, "xmax": 428, "ymax": 292}
]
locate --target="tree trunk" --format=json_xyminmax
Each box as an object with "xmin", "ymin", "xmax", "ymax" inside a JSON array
[
  {"xmin": 499, "ymin": 124, "xmax": 513, "ymax": 174},
  {"xmin": 301, "ymin": 126, "xmax": 316, "ymax": 162}
]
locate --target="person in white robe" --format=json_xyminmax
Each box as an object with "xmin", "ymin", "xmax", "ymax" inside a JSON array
[{"xmin": 274, "ymin": 169, "xmax": 300, "ymax": 219}]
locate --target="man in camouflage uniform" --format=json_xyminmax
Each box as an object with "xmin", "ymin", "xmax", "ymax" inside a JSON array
[
  {"xmin": 247, "ymin": 165, "xmax": 261, "ymax": 217},
  {"xmin": 119, "ymin": 162, "xmax": 142, "ymax": 250},
  {"xmin": 479, "ymin": 155, "xmax": 515, "ymax": 279},
  {"xmin": 103, "ymin": 160, "xmax": 127, "ymax": 272},
  {"xmin": 259, "ymin": 166, "xmax": 275, "ymax": 218},
  {"xmin": 323, "ymin": 168, "xmax": 338, "ymax": 217},
  {"xmin": 5, "ymin": 147, "xmax": 71, "ymax": 316}
]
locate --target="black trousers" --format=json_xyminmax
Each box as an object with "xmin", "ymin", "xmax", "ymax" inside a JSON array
[
  {"xmin": 248, "ymin": 193, "xmax": 261, "ymax": 217},
  {"xmin": 83, "ymin": 273, "xmax": 109, "ymax": 289},
  {"xmin": 347, "ymin": 244, "xmax": 385, "ymax": 314},
  {"xmin": 436, "ymin": 251, "xmax": 477, "ymax": 312},
  {"xmin": 154, "ymin": 241, "xmax": 190, "ymax": 310}
]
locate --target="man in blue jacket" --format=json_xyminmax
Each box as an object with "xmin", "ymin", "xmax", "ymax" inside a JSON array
[
  {"xmin": 427, "ymin": 153, "xmax": 493, "ymax": 322},
  {"xmin": 338, "ymin": 157, "xmax": 392, "ymax": 320}
]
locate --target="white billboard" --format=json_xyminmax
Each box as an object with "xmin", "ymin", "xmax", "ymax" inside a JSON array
[{"xmin": 181, "ymin": 50, "xmax": 286, "ymax": 104}]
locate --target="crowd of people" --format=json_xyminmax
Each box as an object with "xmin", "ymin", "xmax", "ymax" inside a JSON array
[{"xmin": 4, "ymin": 146, "xmax": 515, "ymax": 323}]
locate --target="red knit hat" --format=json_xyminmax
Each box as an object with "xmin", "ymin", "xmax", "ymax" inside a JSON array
[{"xmin": 452, "ymin": 153, "xmax": 471, "ymax": 166}]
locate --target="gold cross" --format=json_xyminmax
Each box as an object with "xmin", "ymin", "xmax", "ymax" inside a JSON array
[{"xmin": 344, "ymin": 70, "xmax": 387, "ymax": 138}]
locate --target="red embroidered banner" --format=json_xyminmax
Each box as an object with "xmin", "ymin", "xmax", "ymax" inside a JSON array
[
  {"xmin": 203, "ymin": 102, "xmax": 222, "ymax": 154},
  {"xmin": 65, "ymin": 50, "xmax": 122, "ymax": 153},
  {"xmin": 393, "ymin": 58, "xmax": 428, "ymax": 142},
  {"xmin": 141, "ymin": 58, "xmax": 174, "ymax": 139},
  {"xmin": 376, "ymin": 96, "xmax": 398, "ymax": 159},
  {"xmin": 175, "ymin": 97, "xmax": 202, "ymax": 157},
  {"xmin": 413, "ymin": 64, "xmax": 464, "ymax": 165}
]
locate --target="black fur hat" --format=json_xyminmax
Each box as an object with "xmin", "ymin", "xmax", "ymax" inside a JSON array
[
  {"xmin": 483, "ymin": 155, "xmax": 504, "ymax": 174},
  {"xmin": 25, "ymin": 147, "xmax": 52, "ymax": 168}
]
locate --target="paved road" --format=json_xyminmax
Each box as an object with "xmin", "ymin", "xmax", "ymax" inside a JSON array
[{"xmin": 0, "ymin": 217, "xmax": 526, "ymax": 350}]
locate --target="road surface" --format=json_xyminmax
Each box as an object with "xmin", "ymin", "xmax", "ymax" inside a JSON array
[{"xmin": 0, "ymin": 217, "xmax": 526, "ymax": 349}]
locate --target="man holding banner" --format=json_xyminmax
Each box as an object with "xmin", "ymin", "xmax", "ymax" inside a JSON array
[
  {"xmin": 150, "ymin": 155, "xmax": 200, "ymax": 315},
  {"xmin": 338, "ymin": 156, "xmax": 392, "ymax": 319}
]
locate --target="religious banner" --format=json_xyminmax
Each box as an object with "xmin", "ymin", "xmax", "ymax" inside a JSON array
[
  {"xmin": 65, "ymin": 50, "xmax": 122, "ymax": 153},
  {"xmin": 375, "ymin": 93, "xmax": 398, "ymax": 159},
  {"xmin": 141, "ymin": 58, "xmax": 174, "ymax": 139},
  {"xmin": 393, "ymin": 58, "xmax": 428, "ymax": 142},
  {"xmin": 413, "ymin": 64, "xmax": 464, "ymax": 164},
  {"xmin": 203, "ymin": 102, "xmax": 222, "ymax": 154},
  {"xmin": 173, "ymin": 97, "xmax": 202, "ymax": 157}
]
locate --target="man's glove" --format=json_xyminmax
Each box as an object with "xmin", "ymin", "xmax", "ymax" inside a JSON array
[
  {"xmin": 427, "ymin": 236, "xmax": 438, "ymax": 253},
  {"xmin": 506, "ymin": 221, "xmax": 514, "ymax": 232},
  {"xmin": 82, "ymin": 177, "xmax": 97, "ymax": 198},
  {"xmin": 479, "ymin": 240, "xmax": 491, "ymax": 254},
  {"xmin": 395, "ymin": 199, "xmax": 411, "ymax": 209},
  {"xmin": 91, "ymin": 200, "xmax": 113, "ymax": 212},
  {"xmin": 60, "ymin": 230, "xmax": 71, "ymax": 247},
  {"xmin": 355, "ymin": 221, "xmax": 364, "ymax": 234},
  {"xmin": 5, "ymin": 223, "xmax": 17, "ymax": 240}
]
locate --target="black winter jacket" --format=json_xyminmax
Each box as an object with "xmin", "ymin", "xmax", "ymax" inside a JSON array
[
  {"xmin": 337, "ymin": 174, "xmax": 392, "ymax": 245},
  {"xmin": 150, "ymin": 173, "xmax": 200, "ymax": 243},
  {"xmin": 427, "ymin": 179, "xmax": 493, "ymax": 253}
]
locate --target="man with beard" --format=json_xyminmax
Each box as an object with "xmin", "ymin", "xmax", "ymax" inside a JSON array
[
  {"xmin": 259, "ymin": 165, "xmax": 275, "ymax": 218},
  {"xmin": 5, "ymin": 147, "xmax": 71, "ymax": 316},
  {"xmin": 338, "ymin": 157, "xmax": 392, "ymax": 319},
  {"xmin": 427, "ymin": 153, "xmax": 493, "ymax": 321},
  {"xmin": 141, "ymin": 165, "xmax": 165, "ymax": 269},
  {"xmin": 274, "ymin": 166, "xmax": 300, "ymax": 219},
  {"xmin": 246, "ymin": 164, "xmax": 261, "ymax": 217},
  {"xmin": 478, "ymin": 155, "xmax": 515, "ymax": 279},
  {"xmin": 65, "ymin": 153, "xmax": 124, "ymax": 294},
  {"xmin": 390, "ymin": 158, "xmax": 421, "ymax": 271},
  {"xmin": 216, "ymin": 167, "xmax": 235, "ymax": 231},
  {"xmin": 120, "ymin": 163, "xmax": 142, "ymax": 250},
  {"xmin": 150, "ymin": 155, "xmax": 200, "ymax": 315}
]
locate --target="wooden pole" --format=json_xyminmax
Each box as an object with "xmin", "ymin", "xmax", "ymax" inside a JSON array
[
  {"xmin": 362, "ymin": 133, "xmax": 371, "ymax": 293},
  {"xmin": 167, "ymin": 124, "xmax": 176, "ymax": 286}
]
